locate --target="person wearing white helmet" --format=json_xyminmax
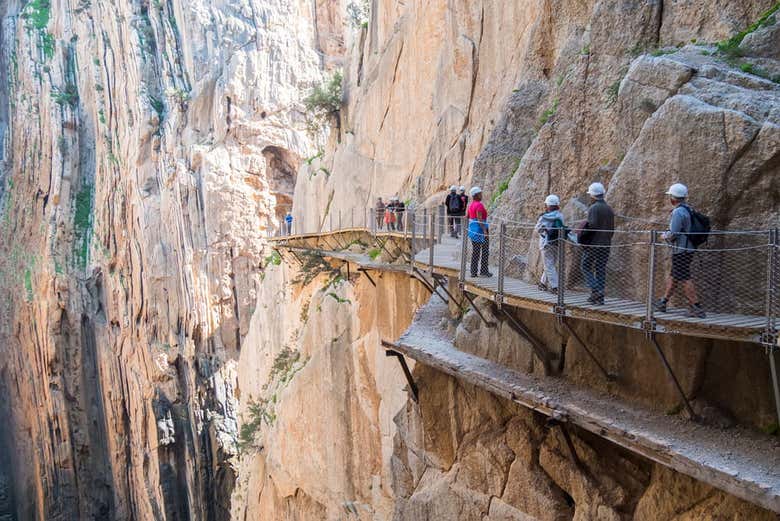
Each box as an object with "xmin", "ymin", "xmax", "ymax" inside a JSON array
[
  {"xmin": 654, "ymin": 183, "xmax": 706, "ymax": 318},
  {"xmin": 466, "ymin": 187, "xmax": 493, "ymax": 277},
  {"xmin": 578, "ymin": 182, "xmax": 615, "ymax": 305},
  {"xmin": 444, "ymin": 185, "xmax": 463, "ymax": 238},
  {"xmin": 535, "ymin": 194, "xmax": 567, "ymax": 293}
]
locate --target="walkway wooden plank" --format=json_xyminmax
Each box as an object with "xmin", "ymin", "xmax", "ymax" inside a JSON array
[
  {"xmin": 272, "ymin": 229, "xmax": 770, "ymax": 344},
  {"xmin": 388, "ymin": 299, "xmax": 780, "ymax": 514}
]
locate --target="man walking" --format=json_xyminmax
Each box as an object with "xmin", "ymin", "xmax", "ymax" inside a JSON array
[
  {"xmin": 395, "ymin": 196, "xmax": 406, "ymax": 231},
  {"xmin": 579, "ymin": 182, "xmax": 614, "ymax": 305},
  {"xmin": 535, "ymin": 195, "xmax": 566, "ymax": 293},
  {"xmin": 285, "ymin": 211, "xmax": 293, "ymax": 235},
  {"xmin": 654, "ymin": 183, "xmax": 706, "ymax": 318},
  {"xmin": 467, "ymin": 187, "xmax": 492, "ymax": 277},
  {"xmin": 375, "ymin": 197, "xmax": 386, "ymax": 231},
  {"xmin": 445, "ymin": 186, "xmax": 462, "ymax": 238}
]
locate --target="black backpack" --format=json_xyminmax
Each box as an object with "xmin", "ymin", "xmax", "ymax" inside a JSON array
[
  {"xmin": 447, "ymin": 194, "xmax": 463, "ymax": 214},
  {"xmin": 546, "ymin": 218, "xmax": 569, "ymax": 242},
  {"xmin": 684, "ymin": 206, "xmax": 710, "ymax": 247}
]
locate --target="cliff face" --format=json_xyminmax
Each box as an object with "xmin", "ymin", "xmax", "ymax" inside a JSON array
[
  {"xmin": 1, "ymin": 0, "xmax": 779, "ymax": 520},
  {"xmin": 0, "ymin": 0, "xmax": 341, "ymax": 518}
]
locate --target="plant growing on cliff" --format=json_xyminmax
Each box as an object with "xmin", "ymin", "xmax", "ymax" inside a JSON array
[
  {"xmin": 237, "ymin": 398, "xmax": 274, "ymax": 453},
  {"xmin": 52, "ymin": 83, "xmax": 79, "ymax": 107},
  {"xmin": 303, "ymin": 71, "xmax": 343, "ymax": 135},
  {"xmin": 716, "ymin": 2, "xmax": 780, "ymax": 57},
  {"xmin": 538, "ymin": 98, "xmax": 559, "ymax": 127},
  {"xmin": 346, "ymin": 0, "xmax": 370, "ymax": 29}
]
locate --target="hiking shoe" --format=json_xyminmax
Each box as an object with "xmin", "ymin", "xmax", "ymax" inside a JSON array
[
  {"xmin": 549, "ymin": 287, "xmax": 558, "ymax": 295},
  {"xmin": 687, "ymin": 303, "xmax": 706, "ymax": 319},
  {"xmin": 480, "ymin": 272, "xmax": 494, "ymax": 278},
  {"xmin": 653, "ymin": 298, "xmax": 668, "ymax": 313},
  {"xmin": 538, "ymin": 283, "xmax": 548, "ymax": 292},
  {"xmin": 588, "ymin": 293, "xmax": 604, "ymax": 305}
]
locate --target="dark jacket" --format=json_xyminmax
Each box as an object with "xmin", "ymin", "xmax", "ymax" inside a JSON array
[{"xmin": 580, "ymin": 198, "xmax": 614, "ymax": 246}]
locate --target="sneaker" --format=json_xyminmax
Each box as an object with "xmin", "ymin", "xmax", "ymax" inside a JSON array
[
  {"xmin": 538, "ymin": 283, "xmax": 548, "ymax": 292},
  {"xmin": 470, "ymin": 272, "xmax": 478, "ymax": 278},
  {"xmin": 480, "ymin": 272, "xmax": 494, "ymax": 278},
  {"xmin": 588, "ymin": 293, "xmax": 604, "ymax": 305},
  {"xmin": 549, "ymin": 287, "xmax": 558, "ymax": 295},
  {"xmin": 653, "ymin": 298, "xmax": 668, "ymax": 313},
  {"xmin": 687, "ymin": 303, "xmax": 706, "ymax": 319}
]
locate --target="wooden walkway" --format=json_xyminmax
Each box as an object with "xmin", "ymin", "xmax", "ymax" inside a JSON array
[
  {"xmin": 414, "ymin": 236, "xmax": 768, "ymax": 344},
  {"xmin": 270, "ymin": 229, "xmax": 773, "ymax": 344}
]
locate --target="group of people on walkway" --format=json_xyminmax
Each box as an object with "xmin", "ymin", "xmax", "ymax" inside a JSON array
[
  {"xmin": 445, "ymin": 186, "xmax": 469, "ymax": 238},
  {"xmin": 374, "ymin": 196, "xmax": 406, "ymax": 231},
  {"xmin": 464, "ymin": 182, "xmax": 707, "ymax": 318}
]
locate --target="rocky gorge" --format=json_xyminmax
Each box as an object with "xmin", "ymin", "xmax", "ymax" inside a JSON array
[{"xmin": 1, "ymin": 0, "xmax": 779, "ymax": 520}]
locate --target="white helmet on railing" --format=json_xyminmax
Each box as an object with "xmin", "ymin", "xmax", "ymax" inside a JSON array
[
  {"xmin": 544, "ymin": 194, "xmax": 560, "ymax": 206},
  {"xmin": 587, "ymin": 182, "xmax": 605, "ymax": 197},
  {"xmin": 470, "ymin": 186, "xmax": 482, "ymax": 197},
  {"xmin": 665, "ymin": 183, "xmax": 688, "ymax": 199}
]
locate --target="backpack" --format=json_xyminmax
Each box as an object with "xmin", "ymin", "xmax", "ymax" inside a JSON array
[
  {"xmin": 684, "ymin": 206, "xmax": 710, "ymax": 247},
  {"xmin": 546, "ymin": 218, "xmax": 569, "ymax": 242},
  {"xmin": 448, "ymin": 194, "xmax": 463, "ymax": 214}
]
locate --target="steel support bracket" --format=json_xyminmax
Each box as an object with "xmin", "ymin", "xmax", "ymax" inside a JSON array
[
  {"xmin": 553, "ymin": 305, "xmax": 566, "ymax": 319},
  {"xmin": 385, "ymin": 349, "xmax": 419, "ymax": 402},
  {"xmin": 358, "ymin": 268, "xmax": 377, "ymax": 287},
  {"xmin": 642, "ymin": 319, "xmax": 657, "ymax": 339},
  {"xmin": 560, "ymin": 318, "xmax": 616, "ymax": 381},
  {"xmin": 648, "ymin": 333, "xmax": 699, "ymax": 422}
]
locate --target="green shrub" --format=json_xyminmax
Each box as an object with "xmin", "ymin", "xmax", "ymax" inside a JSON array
[
  {"xmin": 265, "ymin": 250, "xmax": 282, "ymax": 266},
  {"xmin": 717, "ymin": 2, "xmax": 780, "ymax": 56},
  {"xmin": 303, "ymin": 71, "xmax": 343, "ymax": 131},
  {"xmin": 538, "ymin": 98, "xmax": 559, "ymax": 127},
  {"xmin": 367, "ymin": 248, "xmax": 381, "ymax": 260},
  {"xmin": 52, "ymin": 83, "xmax": 78, "ymax": 106}
]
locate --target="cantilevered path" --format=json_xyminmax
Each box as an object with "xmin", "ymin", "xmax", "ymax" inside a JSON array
[{"xmin": 388, "ymin": 299, "xmax": 780, "ymax": 514}]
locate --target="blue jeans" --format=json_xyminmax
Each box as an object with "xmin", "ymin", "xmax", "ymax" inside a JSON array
[{"xmin": 581, "ymin": 247, "xmax": 608, "ymax": 295}]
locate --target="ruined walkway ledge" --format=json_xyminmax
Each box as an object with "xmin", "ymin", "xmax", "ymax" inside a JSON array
[{"xmin": 384, "ymin": 299, "xmax": 780, "ymax": 514}]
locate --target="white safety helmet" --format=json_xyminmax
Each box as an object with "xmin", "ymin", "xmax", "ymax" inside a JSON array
[
  {"xmin": 665, "ymin": 183, "xmax": 688, "ymax": 199},
  {"xmin": 449, "ymin": 185, "xmax": 457, "ymax": 191},
  {"xmin": 458, "ymin": 185, "xmax": 466, "ymax": 192},
  {"xmin": 545, "ymin": 194, "xmax": 560, "ymax": 206},
  {"xmin": 470, "ymin": 186, "xmax": 482, "ymax": 197},
  {"xmin": 587, "ymin": 182, "xmax": 606, "ymax": 197}
]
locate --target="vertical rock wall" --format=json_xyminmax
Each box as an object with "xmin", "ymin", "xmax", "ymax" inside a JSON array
[{"xmin": 0, "ymin": 0, "xmax": 342, "ymax": 518}]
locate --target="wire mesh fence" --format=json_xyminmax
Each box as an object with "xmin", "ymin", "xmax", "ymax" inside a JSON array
[{"xmin": 269, "ymin": 205, "xmax": 780, "ymax": 342}]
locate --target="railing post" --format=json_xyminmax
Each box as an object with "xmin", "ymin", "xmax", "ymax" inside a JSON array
[
  {"xmin": 556, "ymin": 229, "xmax": 565, "ymax": 311},
  {"xmin": 409, "ymin": 213, "xmax": 417, "ymax": 272},
  {"xmin": 329, "ymin": 211, "xmax": 333, "ymax": 232},
  {"xmin": 460, "ymin": 216, "xmax": 468, "ymax": 287},
  {"xmin": 438, "ymin": 205, "xmax": 445, "ymax": 244},
  {"xmin": 338, "ymin": 209, "xmax": 342, "ymax": 230},
  {"xmin": 351, "ymin": 207, "xmax": 354, "ymax": 228},
  {"xmin": 428, "ymin": 213, "xmax": 435, "ymax": 273},
  {"xmin": 646, "ymin": 230, "xmax": 658, "ymax": 331},
  {"xmin": 765, "ymin": 229, "xmax": 780, "ymax": 426},
  {"xmin": 422, "ymin": 208, "xmax": 428, "ymax": 240},
  {"xmin": 497, "ymin": 222, "xmax": 506, "ymax": 308}
]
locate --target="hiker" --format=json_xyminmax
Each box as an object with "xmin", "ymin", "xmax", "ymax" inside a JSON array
[
  {"xmin": 654, "ymin": 183, "xmax": 706, "ymax": 318},
  {"xmin": 535, "ymin": 194, "xmax": 566, "ymax": 294},
  {"xmin": 578, "ymin": 182, "xmax": 614, "ymax": 305},
  {"xmin": 395, "ymin": 196, "xmax": 406, "ymax": 231},
  {"xmin": 445, "ymin": 185, "xmax": 463, "ymax": 238},
  {"xmin": 458, "ymin": 186, "xmax": 468, "ymax": 209},
  {"xmin": 384, "ymin": 200, "xmax": 397, "ymax": 231},
  {"xmin": 467, "ymin": 187, "xmax": 492, "ymax": 277},
  {"xmin": 285, "ymin": 212, "xmax": 293, "ymax": 235},
  {"xmin": 375, "ymin": 197, "xmax": 386, "ymax": 230}
]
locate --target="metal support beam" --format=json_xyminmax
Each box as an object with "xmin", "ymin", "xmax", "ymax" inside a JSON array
[
  {"xmin": 497, "ymin": 306, "xmax": 552, "ymax": 376},
  {"xmin": 769, "ymin": 346, "xmax": 780, "ymax": 428},
  {"xmin": 430, "ymin": 273, "xmax": 466, "ymax": 310},
  {"xmin": 462, "ymin": 290, "xmax": 496, "ymax": 328},
  {"xmin": 358, "ymin": 268, "xmax": 377, "ymax": 287},
  {"xmin": 384, "ymin": 347, "xmax": 419, "ymax": 402},
  {"xmin": 412, "ymin": 267, "xmax": 448, "ymax": 305},
  {"xmin": 649, "ymin": 334, "xmax": 698, "ymax": 421},
  {"xmin": 560, "ymin": 318, "xmax": 616, "ymax": 381}
]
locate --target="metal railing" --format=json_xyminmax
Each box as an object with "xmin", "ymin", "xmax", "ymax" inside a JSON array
[{"xmin": 269, "ymin": 207, "xmax": 779, "ymax": 344}]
